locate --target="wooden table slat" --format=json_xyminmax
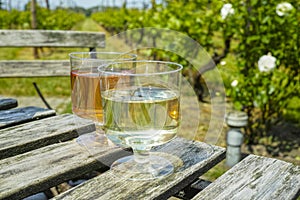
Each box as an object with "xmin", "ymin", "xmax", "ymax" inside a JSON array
[
  {"xmin": 192, "ymin": 154, "xmax": 300, "ymax": 200},
  {"xmin": 53, "ymin": 138, "xmax": 226, "ymax": 200},
  {"xmin": 0, "ymin": 98, "xmax": 18, "ymax": 110},
  {"xmin": 0, "ymin": 133, "xmax": 128, "ymax": 200},
  {"xmin": 0, "ymin": 106, "xmax": 56, "ymax": 129},
  {"xmin": 0, "ymin": 114, "xmax": 95, "ymax": 159}
]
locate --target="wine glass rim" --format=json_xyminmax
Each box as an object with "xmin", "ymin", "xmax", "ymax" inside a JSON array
[
  {"xmin": 98, "ymin": 60, "xmax": 183, "ymax": 76},
  {"xmin": 69, "ymin": 52, "xmax": 137, "ymax": 61}
]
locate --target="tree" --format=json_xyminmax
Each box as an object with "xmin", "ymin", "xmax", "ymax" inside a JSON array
[
  {"xmin": 45, "ymin": 0, "xmax": 50, "ymax": 10},
  {"xmin": 31, "ymin": 0, "xmax": 39, "ymax": 59}
]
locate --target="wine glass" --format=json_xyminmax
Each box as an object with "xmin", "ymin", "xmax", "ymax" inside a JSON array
[
  {"xmin": 69, "ymin": 52, "xmax": 137, "ymax": 148},
  {"xmin": 98, "ymin": 60, "xmax": 183, "ymax": 180}
]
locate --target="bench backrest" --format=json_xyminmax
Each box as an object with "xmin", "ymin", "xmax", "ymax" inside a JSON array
[{"xmin": 0, "ymin": 30, "xmax": 105, "ymax": 77}]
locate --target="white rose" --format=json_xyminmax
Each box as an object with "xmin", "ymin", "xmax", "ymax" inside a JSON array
[
  {"xmin": 220, "ymin": 61, "xmax": 227, "ymax": 66},
  {"xmin": 276, "ymin": 2, "xmax": 294, "ymax": 16},
  {"xmin": 231, "ymin": 80, "xmax": 238, "ymax": 87},
  {"xmin": 221, "ymin": 3, "xmax": 235, "ymax": 20},
  {"xmin": 258, "ymin": 54, "xmax": 277, "ymax": 72}
]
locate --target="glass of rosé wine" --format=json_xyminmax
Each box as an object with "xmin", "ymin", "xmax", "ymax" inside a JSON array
[{"xmin": 69, "ymin": 52, "xmax": 137, "ymax": 148}]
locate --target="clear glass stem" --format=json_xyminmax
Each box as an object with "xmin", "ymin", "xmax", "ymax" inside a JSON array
[
  {"xmin": 111, "ymin": 137, "xmax": 174, "ymax": 180},
  {"xmin": 132, "ymin": 145, "xmax": 151, "ymax": 164},
  {"xmin": 94, "ymin": 122, "xmax": 104, "ymax": 132},
  {"xmin": 126, "ymin": 137, "xmax": 152, "ymax": 164}
]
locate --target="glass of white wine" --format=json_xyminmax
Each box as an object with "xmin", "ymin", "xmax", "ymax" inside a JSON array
[
  {"xmin": 98, "ymin": 60, "xmax": 183, "ymax": 180},
  {"xmin": 69, "ymin": 52, "xmax": 137, "ymax": 148}
]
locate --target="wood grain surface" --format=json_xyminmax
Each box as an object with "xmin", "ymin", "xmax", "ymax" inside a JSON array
[
  {"xmin": 192, "ymin": 154, "xmax": 300, "ymax": 200},
  {"xmin": 0, "ymin": 60, "xmax": 70, "ymax": 77},
  {"xmin": 53, "ymin": 138, "xmax": 225, "ymax": 200},
  {"xmin": 0, "ymin": 132, "xmax": 128, "ymax": 200},
  {"xmin": 0, "ymin": 30, "xmax": 105, "ymax": 48},
  {"xmin": 0, "ymin": 114, "xmax": 95, "ymax": 159},
  {"xmin": 0, "ymin": 106, "xmax": 56, "ymax": 129}
]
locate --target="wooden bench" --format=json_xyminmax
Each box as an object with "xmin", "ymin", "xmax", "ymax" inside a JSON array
[
  {"xmin": 0, "ymin": 29, "xmax": 105, "ymax": 77},
  {"xmin": 0, "ymin": 29, "xmax": 105, "ymax": 112},
  {"xmin": 0, "ymin": 101, "xmax": 299, "ymax": 200}
]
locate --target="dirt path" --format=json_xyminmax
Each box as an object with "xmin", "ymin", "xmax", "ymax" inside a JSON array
[{"xmin": 73, "ymin": 18, "xmax": 107, "ymax": 32}]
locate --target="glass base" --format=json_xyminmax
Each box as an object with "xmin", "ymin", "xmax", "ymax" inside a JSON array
[{"xmin": 110, "ymin": 154, "xmax": 174, "ymax": 181}]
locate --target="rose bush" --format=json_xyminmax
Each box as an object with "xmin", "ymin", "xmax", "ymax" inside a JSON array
[{"xmin": 225, "ymin": 0, "xmax": 299, "ymax": 144}]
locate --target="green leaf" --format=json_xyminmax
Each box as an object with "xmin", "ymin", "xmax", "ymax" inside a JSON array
[
  {"xmin": 246, "ymin": 35, "xmax": 260, "ymax": 44},
  {"xmin": 250, "ymin": 0, "xmax": 259, "ymax": 6}
]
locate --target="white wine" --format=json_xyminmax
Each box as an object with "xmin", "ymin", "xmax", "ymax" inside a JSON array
[{"xmin": 102, "ymin": 86, "xmax": 180, "ymax": 147}]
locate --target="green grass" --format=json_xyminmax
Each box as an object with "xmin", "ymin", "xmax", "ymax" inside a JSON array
[
  {"xmin": 201, "ymin": 160, "xmax": 229, "ymax": 181},
  {"xmin": 0, "ymin": 48, "xmax": 19, "ymax": 59},
  {"xmin": 284, "ymin": 96, "xmax": 300, "ymax": 124},
  {"xmin": 0, "ymin": 77, "xmax": 71, "ymax": 96}
]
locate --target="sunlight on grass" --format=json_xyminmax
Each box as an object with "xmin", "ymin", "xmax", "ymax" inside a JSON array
[
  {"xmin": 201, "ymin": 160, "xmax": 229, "ymax": 181},
  {"xmin": 0, "ymin": 48, "xmax": 19, "ymax": 59},
  {"xmin": 0, "ymin": 77, "xmax": 71, "ymax": 97},
  {"xmin": 72, "ymin": 18, "xmax": 107, "ymax": 32}
]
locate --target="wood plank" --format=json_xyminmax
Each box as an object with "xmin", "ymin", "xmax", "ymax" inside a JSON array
[
  {"xmin": 53, "ymin": 138, "xmax": 225, "ymax": 200},
  {"xmin": 0, "ymin": 114, "xmax": 95, "ymax": 159},
  {"xmin": 0, "ymin": 98, "xmax": 18, "ymax": 110},
  {"xmin": 0, "ymin": 60, "xmax": 70, "ymax": 77},
  {"xmin": 0, "ymin": 134, "xmax": 128, "ymax": 200},
  {"xmin": 192, "ymin": 155, "xmax": 300, "ymax": 200},
  {"xmin": 0, "ymin": 30, "xmax": 105, "ymax": 48},
  {"xmin": 0, "ymin": 106, "xmax": 56, "ymax": 129}
]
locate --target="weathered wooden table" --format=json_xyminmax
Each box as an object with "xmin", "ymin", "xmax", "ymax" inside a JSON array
[{"xmin": 0, "ymin": 97, "xmax": 299, "ymax": 200}]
